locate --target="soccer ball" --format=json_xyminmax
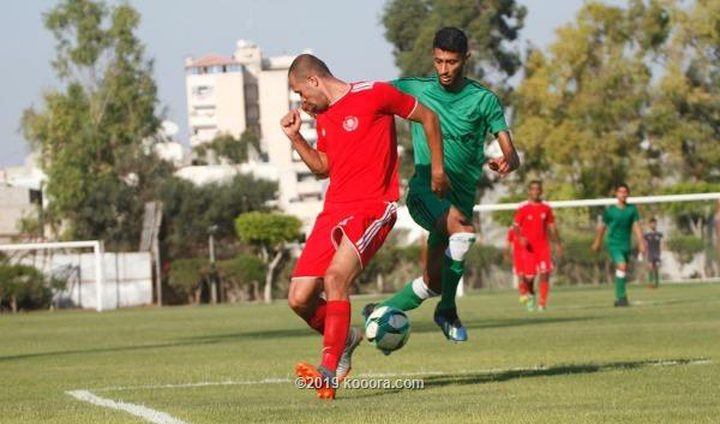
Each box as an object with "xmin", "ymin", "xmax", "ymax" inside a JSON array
[{"xmin": 364, "ymin": 306, "xmax": 411, "ymax": 354}]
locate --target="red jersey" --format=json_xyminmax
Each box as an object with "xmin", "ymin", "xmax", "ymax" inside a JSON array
[
  {"xmin": 315, "ymin": 81, "xmax": 417, "ymax": 206},
  {"xmin": 513, "ymin": 201, "xmax": 555, "ymax": 247}
]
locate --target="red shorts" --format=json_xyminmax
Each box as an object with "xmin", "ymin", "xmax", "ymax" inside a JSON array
[
  {"xmin": 515, "ymin": 242, "xmax": 553, "ymax": 277},
  {"xmin": 291, "ymin": 202, "xmax": 397, "ymax": 279}
]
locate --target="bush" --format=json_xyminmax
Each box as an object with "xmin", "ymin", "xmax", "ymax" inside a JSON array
[
  {"xmin": 217, "ymin": 255, "xmax": 266, "ymax": 302},
  {"xmin": 0, "ymin": 263, "xmax": 51, "ymax": 312},
  {"xmin": 554, "ymin": 232, "xmax": 610, "ymax": 285},
  {"xmin": 667, "ymin": 234, "xmax": 705, "ymax": 265},
  {"xmin": 167, "ymin": 258, "xmax": 210, "ymax": 304}
]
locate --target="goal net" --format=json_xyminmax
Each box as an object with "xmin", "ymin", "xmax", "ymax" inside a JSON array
[{"xmin": 0, "ymin": 241, "xmax": 106, "ymax": 311}]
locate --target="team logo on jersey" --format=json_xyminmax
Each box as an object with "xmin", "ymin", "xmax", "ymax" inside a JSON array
[
  {"xmin": 343, "ymin": 116, "xmax": 359, "ymax": 132},
  {"xmin": 541, "ymin": 213, "xmax": 546, "ymax": 220}
]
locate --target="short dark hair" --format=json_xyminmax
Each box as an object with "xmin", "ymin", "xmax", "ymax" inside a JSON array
[
  {"xmin": 649, "ymin": 217, "xmax": 657, "ymax": 223},
  {"xmin": 529, "ymin": 180, "xmax": 543, "ymax": 188},
  {"xmin": 433, "ymin": 27, "xmax": 468, "ymax": 56},
  {"xmin": 616, "ymin": 183, "xmax": 630, "ymax": 192},
  {"xmin": 288, "ymin": 54, "xmax": 332, "ymax": 80}
]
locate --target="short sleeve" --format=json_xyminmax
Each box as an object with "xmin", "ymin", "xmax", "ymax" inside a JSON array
[
  {"xmin": 389, "ymin": 78, "xmax": 414, "ymax": 95},
  {"xmin": 513, "ymin": 207, "xmax": 525, "ymax": 226},
  {"xmin": 374, "ymin": 82, "xmax": 418, "ymax": 119},
  {"xmin": 546, "ymin": 206, "xmax": 555, "ymax": 225},
  {"xmin": 602, "ymin": 208, "xmax": 610, "ymax": 225},
  {"xmin": 507, "ymin": 229, "xmax": 514, "ymax": 243},
  {"xmin": 632, "ymin": 206, "xmax": 640, "ymax": 223},
  {"xmin": 481, "ymin": 93, "xmax": 509, "ymax": 135}
]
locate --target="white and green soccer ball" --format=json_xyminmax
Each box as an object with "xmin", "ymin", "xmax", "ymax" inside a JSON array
[{"xmin": 364, "ymin": 306, "xmax": 411, "ymax": 354}]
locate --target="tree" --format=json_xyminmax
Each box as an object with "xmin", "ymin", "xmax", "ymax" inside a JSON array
[
  {"xmin": 158, "ymin": 174, "xmax": 278, "ymax": 259},
  {"xmin": 513, "ymin": 0, "xmax": 671, "ymax": 205},
  {"xmin": 647, "ymin": 0, "xmax": 720, "ymax": 183},
  {"xmin": 235, "ymin": 212, "xmax": 302, "ymax": 303},
  {"xmin": 22, "ymin": 0, "xmax": 166, "ymax": 249},
  {"xmin": 382, "ymin": 0, "xmax": 527, "ymax": 89},
  {"xmin": 193, "ymin": 129, "xmax": 262, "ymax": 165}
]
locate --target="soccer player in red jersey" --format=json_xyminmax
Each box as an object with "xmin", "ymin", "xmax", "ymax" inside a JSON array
[
  {"xmin": 513, "ymin": 180, "xmax": 563, "ymax": 311},
  {"xmin": 280, "ymin": 54, "xmax": 447, "ymax": 399}
]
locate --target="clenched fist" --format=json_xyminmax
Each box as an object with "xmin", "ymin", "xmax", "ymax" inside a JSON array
[{"xmin": 280, "ymin": 109, "xmax": 302, "ymax": 140}]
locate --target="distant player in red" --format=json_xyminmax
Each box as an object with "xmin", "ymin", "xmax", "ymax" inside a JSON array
[
  {"xmin": 281, "ymin": 54, "xmax": 447, "ymax": 399},
  {"xmin": 513, "ymin": 180, "xmax": 563, "ymax": 311},
  {"xmin": 505, "ymin": 225, "xmax": 523, "ymax": 296}
]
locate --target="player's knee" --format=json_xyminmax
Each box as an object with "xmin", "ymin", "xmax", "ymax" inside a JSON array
[
  {"xmin": 287, "ymin": 290, "xmax": 310, "ymax": 314},
  {"xmin": 446, "ymin": 232, "xmax": 476, "ymax": 262},
  {"xmin": 323, "ymin": 269, "xmax": 348, "ymax": 300}
]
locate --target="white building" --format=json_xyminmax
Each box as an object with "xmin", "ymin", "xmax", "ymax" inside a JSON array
[{"xmin": 184, "ymin": 40, "xmax": 324, "ymax": 227}]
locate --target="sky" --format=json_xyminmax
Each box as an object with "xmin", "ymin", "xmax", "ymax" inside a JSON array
[{"xmin": 0, "ymin": 0, "xmax": 627, "ymax": 168}]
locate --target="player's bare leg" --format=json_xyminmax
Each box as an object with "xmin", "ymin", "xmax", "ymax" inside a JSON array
[
  {"xmin": 288, "ymin": 277, "xmax": 325, "ymax": 332},
  {"xmin": 537, "ymin": 272, "xmax": 550, "ymax": 311},
  {"xmin": 296, "ymin": 236, "xmax": 362, "ymax": 399}
]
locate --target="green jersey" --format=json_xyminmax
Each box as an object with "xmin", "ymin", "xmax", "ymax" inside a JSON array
[
  {"xmin": 603, "ymin": 204, "xmax": 640, "ymax": 248},
  {"xmin": 391, "ymin": 76, "xmax": 509, "ymax": 217}
]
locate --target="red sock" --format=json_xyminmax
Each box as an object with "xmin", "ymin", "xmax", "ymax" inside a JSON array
[
  {"xmin": 321, "ymin": 300, "xmax": 351, "ymax": 372},
  {"xmin": 518, "ymin": 280, "xmax": 530, "ymax": 296},
  {"xmin": 304, "ymin": 299, "xmax": 327, "ymax": 334},
  {"xmin": 539, "ymin": 280, "xmax": 549, "ymax": 306}
]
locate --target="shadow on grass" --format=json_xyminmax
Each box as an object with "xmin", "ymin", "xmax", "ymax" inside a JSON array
[
  {"xmin": 0, "ymin": 328, "xmax": 312, "ymax": 362},
  {"xmin": 409, "ymin": 315, "xmax": 599, "ymax": 334},
  {"xmin": 346, "ymin": 357, "xmax": 708, "ymax": 400},
  {"xmin": 0, "ymin": 316, "xmax": 601, "ymax": 362}
]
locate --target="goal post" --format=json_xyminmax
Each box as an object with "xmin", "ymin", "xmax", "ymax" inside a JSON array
[
  {"xmin": 464, "ymin": 191, "xmax": 720, "ymax": 290},
  {"xmin": 0, "ymin": 240, "xmax": 106, "ymax": 312},
  {"xmin": 474, "ymin": 192, "xmax": 720, "ymax": 212}
]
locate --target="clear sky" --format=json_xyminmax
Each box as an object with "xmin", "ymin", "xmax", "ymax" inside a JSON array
[{"xmin": 0, "ymin": 0, "xmax": 627, "ymax": 168}]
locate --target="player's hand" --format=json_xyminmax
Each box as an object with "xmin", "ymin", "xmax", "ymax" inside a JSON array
[
  {"xmin": 431, "ymin": 170, "xmax": 450, "ymax": 198},
  {"xmin": 280, "ymin": 109, "xmax": 302, "ymax": 140},
  {"xmin": 638, "ymin": 241, "xmax": 647, "ymax": 255},
  {"xmin": 591, "ymin": 240, "xmax": 600, "ymax": 252},
  {"xmin": 487, "ymin": 157, "xmax": 512, "ymax": 176}
]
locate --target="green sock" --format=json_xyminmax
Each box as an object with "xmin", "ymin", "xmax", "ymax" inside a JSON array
[
  {"xmin": 654, "ymin": 271, "xmax": 660, "ymax": 287},
  {"xmin": 381, "ymin": 278, "xmax": 435, "ymax": 311},
  {"xmin": 614, "ymin": 275, "xmax": 627, "ymax": 300},
  {"xmin": 436, "ymin": 254, "xmax": 464, "ymax": 313}
]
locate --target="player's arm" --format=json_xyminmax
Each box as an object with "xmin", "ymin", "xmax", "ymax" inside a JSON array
[
  {"xmin": 487, "ymin": 131, "xmax": 521, "ymax": 176},
  {"xmin": 280, "ymin": 109, "xmax": 329, "ymax": 178},
  {"xmin": 633, "ymin": 222, "xmax": 646, "ymax": 255},
  {"xmin": 549, "ymin": 223, "xmax": 563, "ymax": 256},
  {"xmin": 406, "ymin": 103, "xmax": 449, "ymax": 197},
  {"xmin": 591, "ymin": 223, "xmax": 605, "ymax": 252}
]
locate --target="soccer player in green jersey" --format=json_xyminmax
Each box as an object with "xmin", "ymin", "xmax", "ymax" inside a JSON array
[
  {"xmin": 592, "ymin": 183, "xmax": 647, "ymax": 307},
  {"xmin": 363, "ymin": 27, "xmax": 520, "ymax": 342}
]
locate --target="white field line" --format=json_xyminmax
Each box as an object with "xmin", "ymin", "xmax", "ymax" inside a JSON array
[
  {"xmin": 66, "ymin": 390, "xmax": 187, "ymax": 424},
  {"xmin": 82, "ymin": 358, "xmax": 712, "ymax": 393}
]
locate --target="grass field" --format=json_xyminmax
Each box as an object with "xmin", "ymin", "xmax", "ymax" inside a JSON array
[{"xmin": 2, "ymin": 283, "xmax": 719, "ymax": 424}]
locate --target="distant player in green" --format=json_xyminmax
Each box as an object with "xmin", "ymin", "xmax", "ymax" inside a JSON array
[
  {"xmin": 592, "ymin": 184, "xmax": 647, "ymax": 306},
  {"xmin": 363, "ymin": 27, "xmax": 520, "ymax": 341}
]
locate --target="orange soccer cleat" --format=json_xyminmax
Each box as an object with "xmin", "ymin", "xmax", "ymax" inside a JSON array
[{"xmin": 295, "ymin": 361, "xmax": 337, "ymax": 400}]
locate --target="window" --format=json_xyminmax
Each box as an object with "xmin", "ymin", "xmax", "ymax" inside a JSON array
[{"xmin": 192, "ymin": 85, "xmax": 214, "ymax": 99}]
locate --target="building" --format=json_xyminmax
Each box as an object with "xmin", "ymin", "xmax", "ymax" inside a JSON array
[{"xmin": 184, "ymin": 40, "xmax": 324, "ymax": 227}]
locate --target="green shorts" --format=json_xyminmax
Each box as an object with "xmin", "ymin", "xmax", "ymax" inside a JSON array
[
  {"xmin": 406, "ymin": 184, "xmax": 473, "ymax": 248},
  {"xmin": 607, "ymin": 245, "xmax": 630, "ymax": 265}
]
